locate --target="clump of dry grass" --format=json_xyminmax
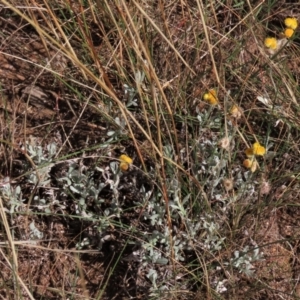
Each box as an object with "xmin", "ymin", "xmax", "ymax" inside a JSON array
[{"xmin": 1, "ymin": 0, "xmax": 300, "ymax": 299}]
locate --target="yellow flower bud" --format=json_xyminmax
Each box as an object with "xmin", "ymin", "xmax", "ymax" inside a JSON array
[
  {"xmin": 243, "ymin": 158, "xmax": 258, "ymax": 172},
  {"xmin": 284, "ymin": 28, "xmax": 294, "ymax": 38},
  {"xmin": 203, "ymin": 89, "xmax": 218, "ymax": 105},
  {"xmin": 119, "ymin": 154, "xmax": 133, "ymax": 171},
  {"xmin": 230, "ymin": 105, "xmax": 242, "ymax": 119},
  {"xmin": 245, "ymin": 148, "xmax": 254, "ymax": 158},
  {"xmin": 243, "ymin": 158, "xmax": 253, "ymax": 169}
]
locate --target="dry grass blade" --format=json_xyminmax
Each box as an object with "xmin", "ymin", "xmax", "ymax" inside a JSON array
[{"xmin": 0, "ymin": 197, "xmax": 35, "ymax": 300}]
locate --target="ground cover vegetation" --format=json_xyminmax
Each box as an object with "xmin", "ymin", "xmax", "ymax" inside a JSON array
[{"xmin": 1, "ymin": 0, "xmax": 300, "ymax": 299}]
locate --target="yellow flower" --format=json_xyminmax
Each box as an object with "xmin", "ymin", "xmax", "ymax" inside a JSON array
[
  {"xmin": 264, "ymin": 37, "xmax": 277, "ymax": 50},
  {"xmin": 119, "ymin": 154, "xmax": 133, "ymax": 171},
  {"xmin": 245, "ymin": 148, "xmax": 254, "ymax": 158},
  {"xmin": 242, "ymin": 142, "xmax": 265, "ymax": 172},
  {"xmin": 203, "ymin": 89, "xmax": 218, "ymax": 105},
  {"xmin": 284, "ymin": 17, "xmax": 298, "ymax": 30},
  {"xmin": 284, "ymin": 28, "xmax": 294, "ymax": 38},
  {"xmin": 243, "ymin": 158, "xmax": 258, "ymax": 173},
  {"xmin": 252, "ymin": 142, "xmax": 266, "ymax": 156},
  {"xmin": 230, "ymin": 105, "xmax": 242, "ymax": 119},
  {"xmin": 243, "ymin": 158, "xmax": 253, "ymax": 169}
]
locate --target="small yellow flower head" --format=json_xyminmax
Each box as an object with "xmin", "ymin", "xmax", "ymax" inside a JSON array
[
  {"xmin": 230, "ymin": 105, "xmax": 242, "ymax": 119},
  {"xmin": 245, "ymin": 148, "xmax": 254, "ymax": 158},
  {"xmin": 203, "ymin": 89, "xmax": 218, "ymax": 105},
  {"xmin": 252, "ymin": 142, "xmax": 266, "ymax": 156},
  {"xmin": 284, "ymin": 17, "xmax": 298, "ymax": 30},
  {"xmin": 243, "ymin": 158, "xmax": 258, "ymax": 172},
  {"xmin": 119, "ymin": 154, "xmax": 133, "ymax": 171},
  {"xmin": 243, "ymin": 158, "xmax": 253, "ymax": 169},
  {"xmin": 264, "ymin": 37, "xmax": 278, "ymax": 50},
  {"xmin": 284, "ymin": 28, "xmax": 294, "ymax": 38}
]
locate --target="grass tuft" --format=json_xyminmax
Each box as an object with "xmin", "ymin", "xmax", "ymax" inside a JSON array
[{"xmin": 1, "ymin": 0, "xmax": 300, "ymax": 299}]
